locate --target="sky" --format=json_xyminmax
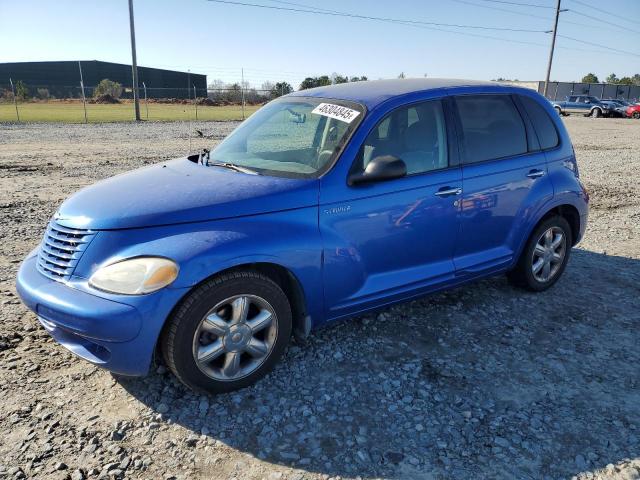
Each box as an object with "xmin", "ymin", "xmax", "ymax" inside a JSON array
[{"xmin": 1, "ymin": 0, "xmax": 639, "ymax": 90}]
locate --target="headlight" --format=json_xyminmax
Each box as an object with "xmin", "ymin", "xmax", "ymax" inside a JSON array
[{"xmin": 89, "ymin": 257, "xmax": 179, "ymax": 295}]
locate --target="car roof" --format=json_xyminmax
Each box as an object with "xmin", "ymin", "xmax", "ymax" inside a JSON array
[{"xmin": 288, "ymin": 78, "xmax": 495, "ymax": 109}]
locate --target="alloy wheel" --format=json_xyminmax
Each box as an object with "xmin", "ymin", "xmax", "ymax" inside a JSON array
[
  {"xmin": 531, "ymin": 226, "xmax": 566, "ymax": 283},
  {"xmin": 192, "ymin": 294, "xmax": 278, "ymax": 381}
]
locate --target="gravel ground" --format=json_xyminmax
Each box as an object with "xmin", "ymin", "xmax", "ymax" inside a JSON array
[{"xmin": 0, "ymin": 117, "xmax": 639, "ymax": 480}]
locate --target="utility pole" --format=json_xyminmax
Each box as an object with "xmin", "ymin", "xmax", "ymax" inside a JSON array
[
  {"xmin": 9, "ymin": 78, "xmax": 19, "ymax": 122},
  {"xmin": 128, "ymin": 0, "xmax": 141, "ymax": 121},
  {"xmin": 78, "ymin": 61, "xmax": 88, "ymax": 123},
  {"xmin": 543, "ymin": 0, "xmax": 564, "ymax": 98}
]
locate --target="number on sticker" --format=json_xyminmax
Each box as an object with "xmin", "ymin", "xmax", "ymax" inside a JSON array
[{"xmin": 311, "ymin": 103, "xmax": 360, "ymax": 123}]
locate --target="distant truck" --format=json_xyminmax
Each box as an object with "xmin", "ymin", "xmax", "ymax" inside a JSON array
[{"xmin": 551, "ymin": 95, "xmax": 611, "ymax": 118}]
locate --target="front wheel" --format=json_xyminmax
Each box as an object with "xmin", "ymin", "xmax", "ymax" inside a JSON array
[
  {"xmin": 633, "ymin": 111, "xmax": 640, "ymax": 119},
  {"xmin": 554, "ymin": 106, "xmax": 562, "ymax": 116},
  {"xmin": 161, "ymin": 271, "xmax": 292, "ymax": 394},
  {"xmin": 591, "ymin": 108, "xmax": 602, "ymax": 118},
  {"xmin": 507, "ymin": 216, "xmax": 572, "ymax": 292}
]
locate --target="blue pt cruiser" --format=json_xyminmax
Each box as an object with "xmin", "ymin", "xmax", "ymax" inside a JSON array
[{"xmin": 17, "ymin": 79, "xmax": 589, "ymax": 394}]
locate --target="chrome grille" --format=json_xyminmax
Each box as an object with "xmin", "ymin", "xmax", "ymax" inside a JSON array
[{"xmin": 37, "ymin": 222, "xmax": 96, "ymax": 281}]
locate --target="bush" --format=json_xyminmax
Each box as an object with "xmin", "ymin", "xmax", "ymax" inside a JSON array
[
  {"xmin": 92, "ymin": 94, "xmax": 120, "ymax": 104},
  {"xmin": 37, "ymin": 88, "xmax": 50, "ymax": 100},
  {"xmin": 1, "ymin": 89, "xmax": 14, "ymax": 102},
  {"xmin": 94, "ymin": 79, "xmax": 123, "ymax": 99}
]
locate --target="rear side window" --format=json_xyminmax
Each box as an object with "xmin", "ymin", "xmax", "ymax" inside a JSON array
[
  {"xmin": 455, "ymin": 95, "xmax": 528, "ymax": 164},
  {"xmin": 519, "ymin": 95, "xmax": 559, "ymax": 150}
]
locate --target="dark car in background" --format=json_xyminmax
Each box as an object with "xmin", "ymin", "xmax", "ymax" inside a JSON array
[
  {"xmin": 600, "ymin": 99, "xmax": 631, "ymax": 118},
  {"xmin": 552, "ymin": 95, "xmax": 611, "ymax": 117}
]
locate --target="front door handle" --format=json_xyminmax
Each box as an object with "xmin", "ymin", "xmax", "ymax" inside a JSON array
[
  {"xmin": 527, "ymin": 169, "xmax": 545, "ymax": 179},
  {"xmin": 435, "ymin": 187, "xmax": 462, "ymax": 197}
]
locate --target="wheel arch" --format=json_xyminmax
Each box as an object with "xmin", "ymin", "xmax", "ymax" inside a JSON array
[
  {"xmin": 512, "ymin": 201, "xmax": 582, "ymax": 271},
  {"xmin": 539, "ymin": 204, "xmax": 581, "ymax": 245},
  {"xmin": 158, "ymin": 261, "xmax": 311, "ymax": 357}
]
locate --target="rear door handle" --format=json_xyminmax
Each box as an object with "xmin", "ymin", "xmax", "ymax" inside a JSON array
[
  {"xmin": 435, "ymin": 187, "xmax": 462, "ymax": 197},
  {"xmin": 527, "ymin": 169, "xmax": 545, "ymax": 179}
]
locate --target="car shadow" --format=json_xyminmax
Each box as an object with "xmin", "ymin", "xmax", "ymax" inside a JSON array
[{"xmin": 117, "ymin": 248, "xmax": 640, "ymax": 479}]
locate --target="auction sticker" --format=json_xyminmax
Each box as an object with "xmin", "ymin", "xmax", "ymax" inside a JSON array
[{"xmin": 311, "ymin": 103, "xmax": 361, "ymax": 123}]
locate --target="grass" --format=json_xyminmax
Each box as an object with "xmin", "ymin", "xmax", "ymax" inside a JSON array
[{"xmin": 0, "ymin": 102, "xmax": 260, "ymax": 123}]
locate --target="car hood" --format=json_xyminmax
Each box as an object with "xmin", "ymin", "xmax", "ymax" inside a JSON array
[{"xmin": 55, "ymin": 158, "xmax": 319, "ymax": 230}]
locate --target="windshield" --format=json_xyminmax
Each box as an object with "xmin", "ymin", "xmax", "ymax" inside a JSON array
[{"xmin": 209, "ymin": 97, "xmax": 365, "ymax": 178}]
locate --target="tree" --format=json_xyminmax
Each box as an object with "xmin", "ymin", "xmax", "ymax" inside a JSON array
[
  {"xmin": 94, "ymin": 79, "xmax": 123, "ymax": 98},
  {"xmin": 398, "ymin": 72, "xmax": 406, "ymax": 79},
  {"xmin": 261, "ymin": 81, "xmax": 275, "ymax": 92},
  {"xmin": 618, "ymin": 76, "xmax": 634, "ymax": 85},
  {"xmin": 15, "ymin": 80, "xmax": 28, "ymax": 100},
  {"xmin": 350, "ymin": 76, "xmax": 368, "ymax": 82},
  {"xmin": 605, "ymin": 73, "xmax": 619, "ymax": 84},
  {"xmin": 581, "ymin": 73, "xmax": 599, "ymax": 83},
  {"xmin": 332, "ymin": 73, "xmax": 349, "ymax": 84},
  {"xmin": 633, "ymin": 74, "xmax": 640, "ymax": 86},
  {"xmin": 299, "ymin": 77, "xmax": 316, "ymax": 90},
  {"xmin": 298, "ymin": 75, "xmax": 331, "ymax": 90},
  {"xmin": 316, "ymin": 75, "xmax": 331, "ymax": 87},
  {"xmin": 208, "ymin": 79, "xmax": 226, "ymax": 90},
  {"xmin": 271, "ymin": 81, "xmax": 292, "ymax": 98}
]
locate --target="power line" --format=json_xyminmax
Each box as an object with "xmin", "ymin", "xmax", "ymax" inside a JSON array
[
  {"xmin": 566, "ymin": 8, "xmax": 640, "ymax": 34},
  {"xmin": 205, "ymin": 0, "xmax": 550, "ymax": 32},
  {"xmin": 206, "ymin": 0, "xmax": 640, "ymax": 59},
  {"xmin": 449, "ymin": 0, "xmax": 631, "ymax": 32},
  {"xmin": 568, "ymin": 0, "xmax": 640, "ymax": 25},
  {"xmin": 462, "ymin": 0, "xmax": 556, "ymax": 9},
  {"xmin": 450, "ymin": 0, "xmax": 553, "ymax": 21},
  {"xmin": 557, "ymin": 34, "xmax": 640, "ymax": 57}
]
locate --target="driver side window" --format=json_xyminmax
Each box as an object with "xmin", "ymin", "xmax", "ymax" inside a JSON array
[{"xmin": 353, "ymin": 100, "xmax": 448, "ymax": 176}]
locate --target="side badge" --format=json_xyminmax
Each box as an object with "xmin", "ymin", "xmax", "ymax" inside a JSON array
[{"xmin": 324, "ymin": 205, "xmax": 352, "ymax": 215}]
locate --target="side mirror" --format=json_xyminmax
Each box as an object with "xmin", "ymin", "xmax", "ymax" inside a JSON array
[{"xmin": 348, "ymin": 155, "xmax": 407, "ymax": 185}]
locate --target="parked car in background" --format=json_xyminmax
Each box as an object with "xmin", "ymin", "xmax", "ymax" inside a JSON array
[
  {"xmin": 599, "ymin": 99, "xmax": 629, "ymax": 118},
  {"xmin": 626, "ymin": 103, "xmax": 640, "ymax": 119},
  {"xmin": 16, "ymin": 79, "xmax": 589, "ymax": 394},
  {"xmin": 552, "ymin": 95, "xmax": 611, "ymax": 117}
]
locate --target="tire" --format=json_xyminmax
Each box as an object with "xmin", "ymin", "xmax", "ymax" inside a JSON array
[
  {"xmin": 591, "ymin": 108, "xmax": 602, "ymax": 118},
  {"xmin": 507, "ymin": 216, "xmax": 572, "ymax": 292},
  {"xmin": 161, "ymin": 271, "xmax": 292, "ymax": 394},
  {"xmin": 554, "ymin": 106, "xmax": 562, "ymax": 116},
  {"xmin": 633, "ymin": 112, "xmax": 640, "ymax": 119}
]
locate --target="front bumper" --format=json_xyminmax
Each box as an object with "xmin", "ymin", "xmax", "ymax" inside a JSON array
[{"xmin": 16, "ymin": 253, "xmax": 187, "ymax": 376}]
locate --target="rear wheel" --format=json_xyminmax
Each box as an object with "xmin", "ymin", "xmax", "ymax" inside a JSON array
[
  {"xmin": 633, "ymin": 111, "xmax": 640, "ymax": 119},
  {"xmin": 508, "ymin": 216, "xmax": 572, "ymax": 292},
  {"xmin": 161, "ymin": 271, "xmax": 292, "ymax": 394},
  {"xmin": 591, "ymin": 108, "xmax": 602, "ymax": 118},
  {"xmin": 554, "ymin": 106, "xmax": 562, "ymax": 116}
]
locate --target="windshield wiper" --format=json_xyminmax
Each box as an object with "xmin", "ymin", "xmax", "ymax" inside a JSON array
[
  {"xmin": 209, "ymin": 162, "xmax": 261, "ymax": 175},
  {"xmin": 196, "ymin": 148, "xmax": 260, "ymax": 175}
]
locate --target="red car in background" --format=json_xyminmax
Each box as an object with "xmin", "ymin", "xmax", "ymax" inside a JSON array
[{"xmin": 627, "ymin": 104, "xmax": 640, "ymax": 119}]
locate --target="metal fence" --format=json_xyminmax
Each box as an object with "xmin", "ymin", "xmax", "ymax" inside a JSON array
[
  {"xmin": 540, "ymin": 81, "xmax": 640, "ymax": 102},
  {"xmin": 0, "ymin": 83, "xmax": 281, "ymax": 123}
]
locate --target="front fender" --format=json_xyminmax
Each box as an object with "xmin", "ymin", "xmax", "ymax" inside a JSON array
[{"xmin": 73, "ymin": 207, "xmax": 324, "ymax": 324}]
